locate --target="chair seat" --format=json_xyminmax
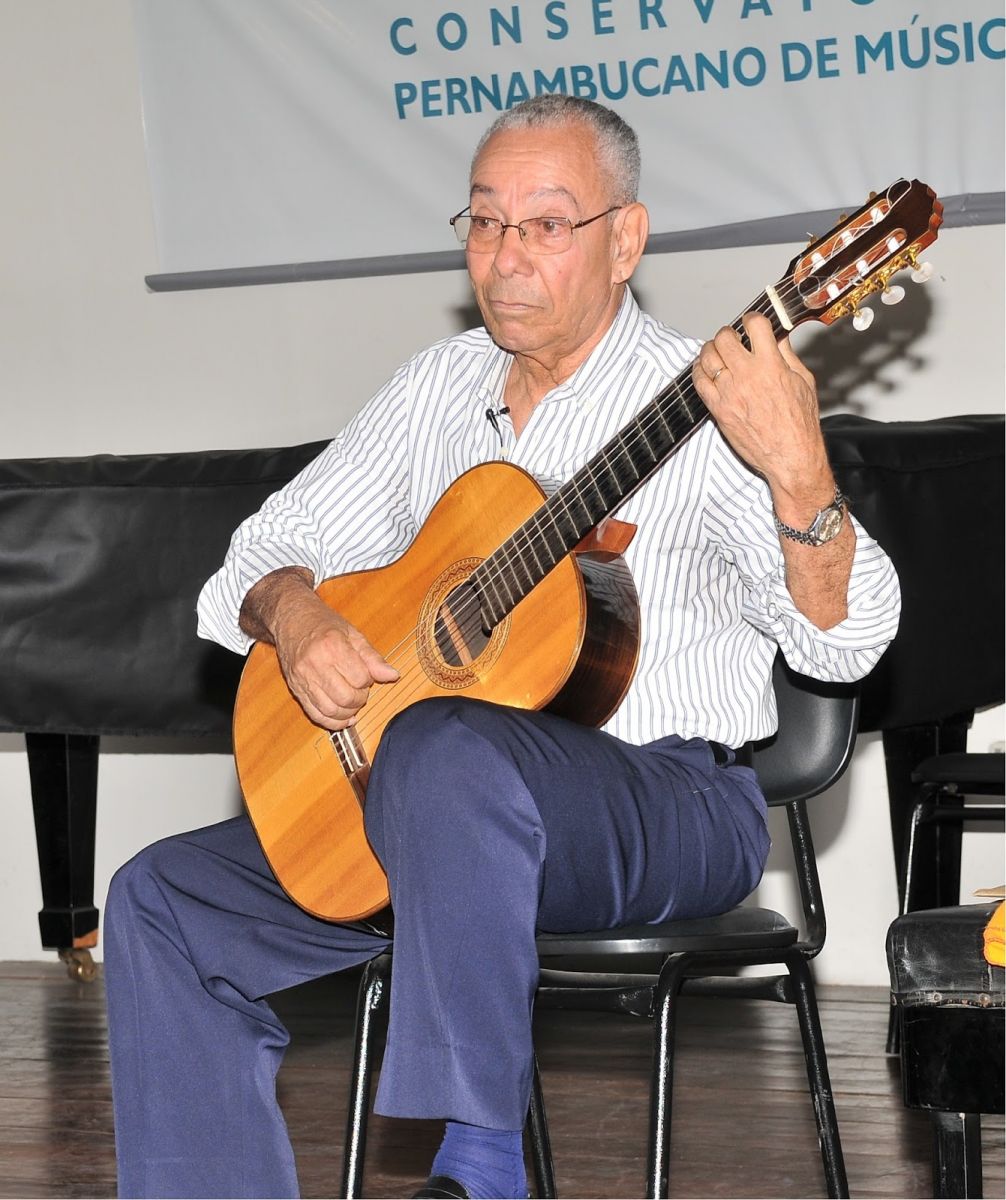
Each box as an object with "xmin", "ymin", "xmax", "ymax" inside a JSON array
[
  {"xmin": 910, "ymin": 752, "xmax": 1006, "ymax": 791},
  {"xmin": 536, "ymin": 905, "xmax": 798, "ymax": 958}
]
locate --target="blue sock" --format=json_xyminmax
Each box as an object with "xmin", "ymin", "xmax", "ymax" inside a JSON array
[{"xmin": 430, "ymin": 1120, "xmax": 527, "ymax": 1199}]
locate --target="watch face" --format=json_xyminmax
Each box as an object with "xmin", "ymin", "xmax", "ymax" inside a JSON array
[{"xmin": 814, "ymin": 507, "xmax": 845, "ymax": 544}]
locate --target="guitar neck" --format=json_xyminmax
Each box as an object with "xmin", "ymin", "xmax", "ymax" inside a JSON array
[{"xmin": 472, "ymin": 287, "xmax": 791, "ymax": 629}]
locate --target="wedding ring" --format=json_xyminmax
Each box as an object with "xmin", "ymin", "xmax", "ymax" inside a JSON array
[{"xmin": 711, "ymin": 366, "xmax": 725, "ymax": 382}]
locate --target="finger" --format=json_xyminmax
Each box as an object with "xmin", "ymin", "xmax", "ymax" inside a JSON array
[
  {"xmin": 359, "ymin": 644, "xmax": 400, "ymax": 683},
  {"xmin": 289, "ymin": 657, "xmax": 371, "ymax": 717},
  {"xmin": 777, "ymin": 336, "xmax": 817, "ymax": 388},
  {"xmin": 711, "ymin": 325, "xmax": 747, "ymax": 370},
  {"xmin": 691, "ymin": 360, "xmax": 721, "ymax": 407},
  {"xmin": 697, "ymin": 342, "xmax": 728, "ymax": 382},
  {"xmin": 293, "ymin": 689, "xmax": 360, "ymax": 732},
  {"xmin": 350, "ymin": 631, "xmax": 401, "ymax": 682},
  {"xmin": 741, "ymin": 311, "xmax": 777, "ymax": 354}
]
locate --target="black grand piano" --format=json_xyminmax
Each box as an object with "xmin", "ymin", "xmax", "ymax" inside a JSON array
[{"xmin": 0, "ymin": 417, "xmax": 1001, "ymax": 978}]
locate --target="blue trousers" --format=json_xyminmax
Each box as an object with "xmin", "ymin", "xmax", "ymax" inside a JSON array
[{"xmin": 105, "ymin": 698, "xmax": 769, "ymax": 1198}]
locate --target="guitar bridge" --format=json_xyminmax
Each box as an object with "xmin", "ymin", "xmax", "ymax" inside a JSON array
[{"xmin": 322, "ymin": 726, "xmax": 371, "ymax": 808}]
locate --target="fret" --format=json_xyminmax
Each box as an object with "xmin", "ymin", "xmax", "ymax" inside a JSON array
[
  {"xmin": 550, "ymin": 501, "xmax": 581, "ymax": 550},
  {"xmin": 471, "ymin": 567, "xmax": 501, "ymax": 629},
  {"xmin": 582, "ymin": 463, "xmax": 609, "ymax": 514},
  {"xmin": 613, "ymin": 438, "xmax": 641, "ymax": 483},
  {"xmin": 594, "ymin": 449, "xmax": 625, "ymax": 500},
  {"xmin": 674, "ymin": 384, "xmax": 694, "ymax": 424},
  {"xmin": 507, "ymin": 537, "xmax": 538, "ymax": 596},
  {"xmin": 495, "ymin": 563, "xmax": 518, "ymax": 610},
  {"xmin": 554, "ymin": 480, "xmax": 602, "ymax": 537},
  {"xmin": 629, "ymin": 419, "xmax": 659, "ymax": 467},
  {"xmin": 476, "ymin": 567, "xmax": 507, "ymax": 629},
  {"xmin": 654, "ymin": 398, "xmax": 679, "ymax": 442}
]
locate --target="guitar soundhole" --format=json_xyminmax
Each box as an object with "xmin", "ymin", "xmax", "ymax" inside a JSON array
[
  {"xmin": 434, "ymin": 581, "xmax": 490, "ymax": 667},
  {"xmin": 417, "ymin": 558, "xmax": 510, "ymax": 689}
]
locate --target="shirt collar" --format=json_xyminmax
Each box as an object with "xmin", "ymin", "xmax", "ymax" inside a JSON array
[{"xmin": 555, "ymin": 288, "xmax": 644, "ymax": 409}]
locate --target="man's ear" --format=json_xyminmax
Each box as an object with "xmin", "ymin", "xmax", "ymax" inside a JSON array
[{"xmin": 611, "ymin": 202, "xmax": 649, "ymax": 285}]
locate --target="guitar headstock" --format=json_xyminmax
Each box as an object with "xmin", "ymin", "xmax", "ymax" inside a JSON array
[{"xmin": 779, "ymin": 179, "xmax": 943, "ymax": 332}]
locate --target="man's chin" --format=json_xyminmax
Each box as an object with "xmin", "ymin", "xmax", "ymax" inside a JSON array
[{"xmin": 482, "ymin": 311, "xmax": 542, "ymax": 353}]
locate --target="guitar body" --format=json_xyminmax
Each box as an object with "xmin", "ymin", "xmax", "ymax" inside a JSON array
[{"xmin": 233, "ymin": 460, "xmax": 641, "ymax": 921}]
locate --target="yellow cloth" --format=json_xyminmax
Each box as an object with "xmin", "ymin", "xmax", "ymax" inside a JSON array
[{"xmin": 984, "ymin": 901, "xmax": 1005, "ymax": 967}]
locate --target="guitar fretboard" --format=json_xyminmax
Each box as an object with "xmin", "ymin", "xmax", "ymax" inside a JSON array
[{"xmin": 472, "ymin": 287, "xmax": 790, "ymax": 628}]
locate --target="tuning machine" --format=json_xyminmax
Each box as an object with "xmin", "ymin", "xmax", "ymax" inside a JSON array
[
  {"xmin": 852, "ymin": 305, "xmax": 875, "ymax": 332},
  {"xmin": 907, "ymin": 246, "xmax": 935, "ymax": 283}
]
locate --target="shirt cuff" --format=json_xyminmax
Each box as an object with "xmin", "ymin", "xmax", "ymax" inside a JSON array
[{"xmin": 196, "ymin": 537, "xmax": 329, "ymax": 656}]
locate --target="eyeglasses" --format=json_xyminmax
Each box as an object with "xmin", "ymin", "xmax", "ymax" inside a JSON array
[{"xmin": 449, "ymin": 206, "xmax": 622, "ymax": 254}]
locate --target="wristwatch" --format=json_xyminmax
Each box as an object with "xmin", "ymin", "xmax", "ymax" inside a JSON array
[{"xmin": 773, "ymin": 486, "xmax": 848, "ymax": 547}]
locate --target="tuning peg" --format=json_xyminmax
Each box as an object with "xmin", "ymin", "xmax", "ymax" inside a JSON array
[
  {"xmin": 880, "ymin": 284, "xmax": 905, "ymax": 306},
  {"xmin": 852, "ymin": 306, "xmax": 875, "ymax": 332},
  {"xmin": 911, "ymin": 261, "xmax": 934, "ymax": 283}
]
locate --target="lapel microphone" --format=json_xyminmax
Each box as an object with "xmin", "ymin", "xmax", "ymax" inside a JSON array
[{"xmin": 485, "ymin": 406, "xmax": 510, "ymax": 439}]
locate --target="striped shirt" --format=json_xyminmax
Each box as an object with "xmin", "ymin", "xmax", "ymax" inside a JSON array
[{"xmin": 197, "ymin": 291, "xmax": 900, "ymax": 747}]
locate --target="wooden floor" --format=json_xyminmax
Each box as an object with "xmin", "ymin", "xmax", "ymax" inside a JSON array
[{"xmin": 0, "ymin": 961, "xmax": 1002, "ymax": 1200}]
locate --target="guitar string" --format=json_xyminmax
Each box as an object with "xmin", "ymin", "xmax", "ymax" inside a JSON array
[{"xmin": 325, "ymin": 236, "xmax": 916, "ymax": 752}]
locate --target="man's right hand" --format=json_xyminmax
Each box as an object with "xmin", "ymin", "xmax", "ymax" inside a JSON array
[{"xmin": 239, "ymin": 567, "xmax": 399, "ymax": 731}]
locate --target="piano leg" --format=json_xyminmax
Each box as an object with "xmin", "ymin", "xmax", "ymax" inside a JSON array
[{"xmin": 26, "ymin": 732, "xmax": 100, "ymax": 981}]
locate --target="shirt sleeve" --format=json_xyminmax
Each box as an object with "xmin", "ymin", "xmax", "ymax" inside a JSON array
[
  {"xmin": 196, "ymin": 363, "xmax": 417, "ymax": 655},
  {"xmin": 702, "ymin": 432, "xmax": 902, "ymax": 683}
]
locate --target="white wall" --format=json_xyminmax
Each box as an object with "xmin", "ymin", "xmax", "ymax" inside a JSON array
[{"xmin": 1, "ymin": 0, "xmax": 1002, "ymax": 984}]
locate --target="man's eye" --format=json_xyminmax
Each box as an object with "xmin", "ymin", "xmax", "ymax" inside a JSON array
[
  {"xmin": 471, "ymin": 216, "xmax": 498, "ymax": 233},
  {"xmin": 536, "ymin": 219, "xmax": 569, "ymax": 238}
]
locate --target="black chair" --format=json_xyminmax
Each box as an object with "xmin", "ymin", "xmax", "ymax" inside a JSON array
[{"xmin": 341, "ymin": 658, "xmax": 858, "ymax": 1199}]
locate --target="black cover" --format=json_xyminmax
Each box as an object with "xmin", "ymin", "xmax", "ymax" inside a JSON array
[
  {"xmin": 0, "ymin": 442, "xmax": 326, "ymax": 737},
  {"xmin": 887, "ymin": 904, "xmax": 1005, "ymax": 1115},
  {"xmin": 0, "ymin": 416, "xmax": 1000, "ymax": 740},
  {"xmin": 823, "ymin": 414, "xmax": 1005, "ymax": 732}
]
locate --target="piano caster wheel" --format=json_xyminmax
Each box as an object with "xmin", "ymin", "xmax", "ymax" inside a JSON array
[{"xmin": 59, "ymin": 948, "xmax": 97, "ymax": 983}]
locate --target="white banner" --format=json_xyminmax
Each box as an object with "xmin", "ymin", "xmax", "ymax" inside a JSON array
[{"xmin": 133, "ymin": 0, "xmax": 1005, "ymax": 280}]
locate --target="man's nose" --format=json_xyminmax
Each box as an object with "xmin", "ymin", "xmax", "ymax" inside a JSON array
[{"xmin": 490, "ymin": 225, "xmax": 533, "ymax": 272}]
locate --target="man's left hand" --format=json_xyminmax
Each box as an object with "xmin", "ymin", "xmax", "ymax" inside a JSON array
[{"xmin": 691, "ymin": 312, "xmax": 832, "ymax": 508}]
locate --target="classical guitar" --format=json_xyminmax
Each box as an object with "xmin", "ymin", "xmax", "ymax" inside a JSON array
[{"xmin": 233, "ymin": 179, "xmax": 942, "ymax": 921}]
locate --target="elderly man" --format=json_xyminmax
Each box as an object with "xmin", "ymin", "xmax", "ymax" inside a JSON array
[{"xmin": 104, "ymin": 95, "xmax": 899, "ymax": 1200}]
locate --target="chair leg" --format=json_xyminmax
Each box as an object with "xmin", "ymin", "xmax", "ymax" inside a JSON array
[
  {"xmin": 646, "ymin": 954, "xmax": 689, "ymax": 1200},
  {"xmin": 930, "ymin": 1110, "xmax": 984, "ymax": 1199},
  {"xmin": 787, "ymin": 954, "xmax": 849, "ymax": 1199},
  {"xmin": 527, "ymin": 1052, "xmax": 557, "ymax": 1198},
  {"xmin": 341, "ymin": 953, "xmax": 392, "ymax": 1199}
]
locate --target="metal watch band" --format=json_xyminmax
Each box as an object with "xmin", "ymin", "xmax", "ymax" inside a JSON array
[{"xmin": 773, "ymin": 486, "xmax": 847, "ymax": 547}]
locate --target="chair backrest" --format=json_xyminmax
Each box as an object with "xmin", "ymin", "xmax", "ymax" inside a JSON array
[{"xmin": 753, "ymin": 656, "xmax": 860, "ymax": 807}]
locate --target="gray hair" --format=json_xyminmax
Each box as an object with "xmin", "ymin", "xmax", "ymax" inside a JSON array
[{"xmin": 471, "ymin": 95, "xmax": 640, "ymax": 205}]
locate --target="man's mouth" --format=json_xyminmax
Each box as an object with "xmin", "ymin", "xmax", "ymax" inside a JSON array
[{"xmin": 487, "ymin": 297, "xmax": 535, "ymax": 311}]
